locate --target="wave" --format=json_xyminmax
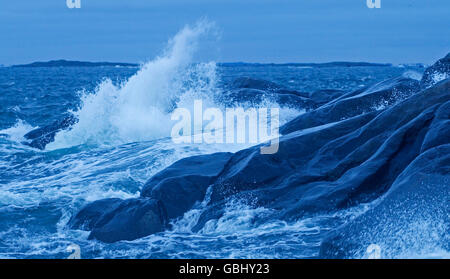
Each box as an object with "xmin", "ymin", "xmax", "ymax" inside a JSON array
[
  {"xmin": 0, "ymin": 120, "xmax": 35, "ymax": 143},
  {"xmin": 47, "ymin": 20, "xmax": 218, "ymax": 150},
  {"xmin": 45, "ymin": 20, "xmax": 302, "ymax": 151}
]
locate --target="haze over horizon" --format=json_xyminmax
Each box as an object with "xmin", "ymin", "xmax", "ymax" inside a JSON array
[{"xmin": 1, "ymin": 0, "xmax": 449, "ymax": 65}]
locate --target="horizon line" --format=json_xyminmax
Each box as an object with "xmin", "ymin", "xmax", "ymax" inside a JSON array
[{"xmin": 3, "ymin": 59, "xmax": 430, "ymax": 68}]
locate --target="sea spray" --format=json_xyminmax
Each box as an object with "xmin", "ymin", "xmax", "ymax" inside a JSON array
[
  {"xmin": 46, "ymin": 19, "xmax": 300, "ymax": 151},
  {"xmin": 0, "ymin": 119, "xmax": 36, "ymax": 143},
  {"xmin": 0, "ymin": 55, "xmax": 433, "ymax": 259},
  {"xmin": 47, "ymin": 20, "xmax": 217, "ymax": 149}
]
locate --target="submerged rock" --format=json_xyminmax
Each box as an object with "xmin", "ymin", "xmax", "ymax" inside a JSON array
[
  {"xmin": 231, "ymin": 77, "xmax": 285, "ymax": 91},
  {"xmin": 222, "ymin": 77, "xmax": 317, "ymax": 110},
  {"xmin": 68, "ymin": 198, "xmax": 124, "ymax": 230},
  {"xmin": 69, "ymin": 198, "xmax": 168, "ymax": 243},
  {"xmin": 69, "ymin": 153, "xmax": 232, "ymax": 242},
  {"xmin": 23, "ymin": 114, "xmax": 77, "ymax": 150},
  {"xmin": 221, "ymin": 88, "xmax": 317, "ymax": 110},
  {"xmin": 224, "ymin": 76, "xmax": 345, "ymax": 110}
]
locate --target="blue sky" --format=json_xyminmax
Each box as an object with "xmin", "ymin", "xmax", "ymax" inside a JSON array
[{"xmin": 0, "ymin": 0, "xmax": 448, "ymax": 65}]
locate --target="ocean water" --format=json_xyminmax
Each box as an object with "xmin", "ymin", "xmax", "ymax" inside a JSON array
[{"xmin": 0, "ymin": 26, "xmax": 426, "ymax": 259}]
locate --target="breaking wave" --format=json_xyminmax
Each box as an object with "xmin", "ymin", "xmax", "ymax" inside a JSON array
[{"xmin": 48, "ymin": 21, "xmax": 219, "ymax": 149}]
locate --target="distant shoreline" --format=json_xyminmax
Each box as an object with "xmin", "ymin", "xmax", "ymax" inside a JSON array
[
  {"xmin": 11, "ymin": 60, "xmax": 139, "ymax": 68},
  {"xmin": 218, "ymin": 62, "xmax": 394, "ymax": 67},
  {"xmin": 8, "ymin": 59, "xmax": 401, "ymax": 68}
]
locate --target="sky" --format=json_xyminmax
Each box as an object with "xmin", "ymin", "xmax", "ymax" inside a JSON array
[{"xmin": 0, "ymin": 0, "xmax": 449, "ymax": 65}]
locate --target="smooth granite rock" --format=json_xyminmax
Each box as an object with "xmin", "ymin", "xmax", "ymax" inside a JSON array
[
  {"xmin": 319, "ymin": 144, "xmax": 450, "ymax": 258},
  {"xmin": 141, "ymin": 152, "xmax": 233, "ymax": 219},
  {"xmin": 281, "ymin": 76, "xmax": 421, "ymax": 134},
  {"xmin": 69, "ymin": 198, "xmax": 168, "ymax": 243}
]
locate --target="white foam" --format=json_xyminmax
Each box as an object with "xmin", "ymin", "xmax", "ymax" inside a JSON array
[
  {"xmin": 48, "ymin": 20, "xmax": 217, "ymax": 150},
  {"xmin": 431, "ymin": 72, "xmax": 449, "ymax": 84},
  {"xmin": 0, "ymin": 120, "xmax": 35, "ymax": 142},
  {"xmin": 402, "ymin": 70, "xmax": 423, "ymax": 81}
]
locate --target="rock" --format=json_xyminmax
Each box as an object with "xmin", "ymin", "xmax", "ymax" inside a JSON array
[
  {"xmin": 220, "ymin": 88, "xmax": 317, "ymax": 110},
  {"xmin": 141, "ymin": 152, "xmax": 232, "ymax": 219},
  {"xmin": 223, "ymin": 77, "xmax": 321, "ymax": 110},
  {"xmin": 308, "ymin": 89, "xmax": 346, "ymax": 105},
  {"xmin": 68, "ymin": 57, "xmax": 450, "ymax": 244},
  {"xmin": 68, "ymin": 198, "xmax": 124, "ymax": 230},
  {"xmin": 23, "ymin": 114, "xmax": 77, "ymax": 149},
  {"xmin": 421, "ymin": 53, "xmax": 450, "ymax": 88},
  {"xmin": 68, "ymin": 151, "xmax": 231, "ymax": 244},
  {"xmin": 69, "ymin": 198, "xmax": 168, "ymax": 243},
  {"xmin": 193, "ymin": 80, "xmax": 450, "ymax": 230},
  {"xmin": 319, "ymin": 144, "xmax": 450, "ymax": 259},
  {"xmin": 280, "ymin": 77, "xmax": 420, "ymax": 134},
  {"xmin": 209, "ymin": 112, "xmax": 378, "ymax": 204},
  {"xmin": 230, "ymin": 77, "xmax": 285, "ymax": 91},
  {"xmin": 421, "ymin": 100, "xmax": 450, "ymax": 151}
]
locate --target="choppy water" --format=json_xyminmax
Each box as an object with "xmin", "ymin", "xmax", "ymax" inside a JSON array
[{"xmin": 0, "ymin": 24, "xmax": 426, "ymax": 259}]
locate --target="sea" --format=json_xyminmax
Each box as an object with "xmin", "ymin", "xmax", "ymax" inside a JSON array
[{"xmin": 0, "ymin": 24, "xmax": 427, "ymax": 259}]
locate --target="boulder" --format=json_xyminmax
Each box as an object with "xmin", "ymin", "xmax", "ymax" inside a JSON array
[
  {"xmin": 23, "ymin": 114, "xmax": 77, "ymax": 149},
  {"xmin": 141, "ymin": 152, "xmax": 232, "ymax": 219},
  {"xmin": 69, "ymin": 153, "xmax": 231, "ymax": 243},
  {"xmin": 220, "ymin": 88, "xmax": 317, "ymax": 110},
  {"xmin": 68, "ymin": 198, "xmax": 124, "ymax": 230},
  {"xmin": 230, "ymin": 77, "xmax": 285, "ymax": 91},
  {"xmin": 69, "ymin": 198, "xmax": 168, "ymax": 243}
]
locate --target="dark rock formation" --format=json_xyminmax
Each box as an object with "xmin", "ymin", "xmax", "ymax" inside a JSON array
[
  {"xmin": 421, "ymin": 53, "xmax": 450, "ymax": 88},
  {"xmin": 69, "ymin": 153, "xmax": 232, "ymax": 242},
  {"xmin": 68, "ymin": 198, "xmax": 125, "ymax": 230},
  {"xmin": 140, "ymin": 152, "xmax": 232, "ymax": 219},
  {"xmin": 69, "ymin": 198, "xmax": 168, "ymax": 243},
  {"xmin": 69, "ymin": 54, "xmax": 449, "ymax": 247},
  {"xmin": 192, "ymin": 80, "xmax": 449, "ymax": 230},
  {"xmin": 231, "ymin": 77, "xmax": 285, "ymax": 91},
  {"xmin": 221, "ymin": 77, "xmax": 317, "ymax": 110},
  {"xmin": 221, "ymin": 88, "xmax": 317, "ymax": 110},
  {"xmin": 281, "ymin": 76, "xmax": 420, "ymax": 134},
  {"xmin": 23, "ymin": 115, "xmax": 77, "ymax": 150},
  {"xmin": 320, "ymin": 144, "xmax": 450, "ymax": 258}
]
